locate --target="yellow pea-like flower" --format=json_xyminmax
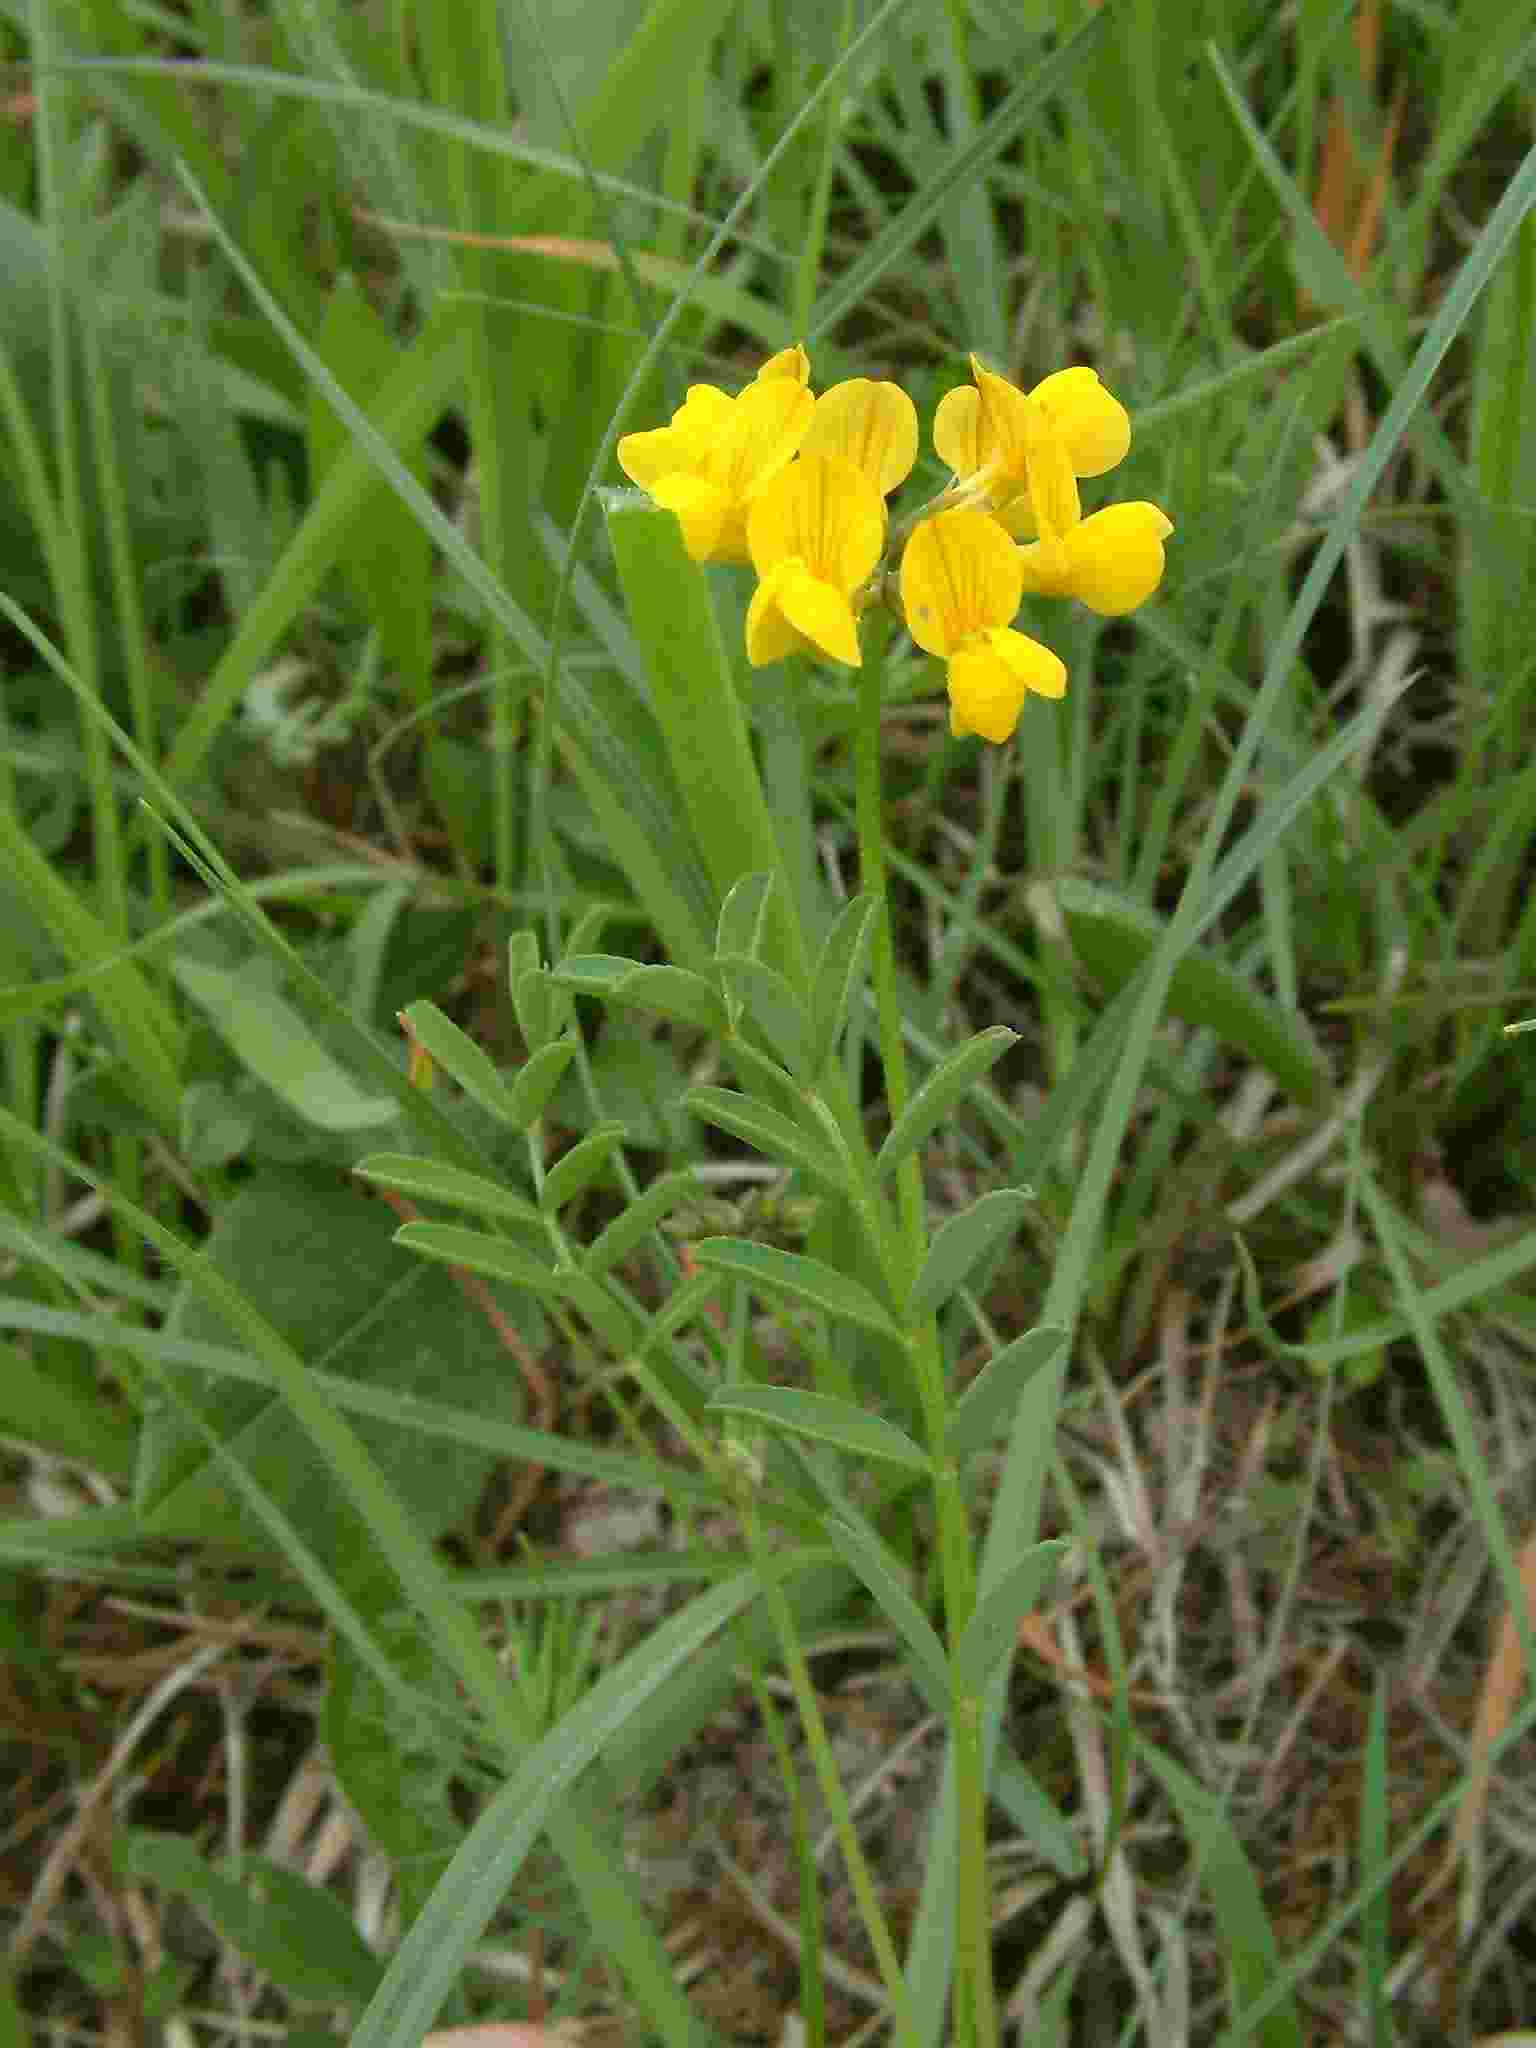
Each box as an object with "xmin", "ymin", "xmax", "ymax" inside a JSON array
[
  {"xmin": 800, "ymin": 379, "xmax": 919, "ymax": 498},
  {"xmin": 1015, "ymin": 498, "xmax": 1174, "ymax": 616},
  {"xmin": 745, "ymin": 453, "xmax": 886, "ymax": 669},
  {"xmin": 900, "ymin": 508, "xmax": 1066, "ymax": 742},
  {"xmin": 617, "ymin": 372, "xmax": 815, "ymax": 563},
  {"xmin": 933, "ymin": 355, "xmax": 1131, "ymax": 535}
]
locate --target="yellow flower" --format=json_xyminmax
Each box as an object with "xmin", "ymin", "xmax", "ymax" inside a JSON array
[
  {"xmin": 745, "ymin": 454, "xmax": 886, "ymax": 668},
  {"xmin": 934, "ymin": 357, "xmax": 1131, "ymax": 537},
  {"xmin": 800, "ymin": 379, "xmax": 919, "ymax": 497},
  {"xmin": 617, "ymin": 373, "xmax": 815, "ymax": 563},
  {"xmin": 757, "ymin": 342, "xmax": 812, "ymax": 385},
  {"xmin": 901, "ymin": 508, "xmax": 1066, "ymax": 741},
  {"xmin": 1015, "ymin": 493, "xmax": 1174, "ymax": 616}
]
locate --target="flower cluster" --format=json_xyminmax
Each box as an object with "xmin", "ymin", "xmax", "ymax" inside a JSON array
[{"xmin": 617, "ymin": 348, "xmax": 1171, "ymax": 744}]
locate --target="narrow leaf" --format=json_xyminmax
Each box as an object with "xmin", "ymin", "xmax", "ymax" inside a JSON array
[
  {"xmin": 585, "ymin": 1170, "xmax": 698, "ymax": 1277},
  {"xmin": 393, "ymin": 1223, "xmax": 557, "ymax": 1297},
  {"xmin": 719, "ymin": 952, "xmax": 816, "ymax": 1077},
  {"xmin": 612, "ymin": 964, "xmax": 730, "ymax": 1034},
  {"xmin": 876, "ymin": 1026, "xmax": 1019, "ymax": 1179},
  {"xmin": 541, "ymin": 1123, "xmax": 628, "ymax": 1213},
  {"xmin": 685, "ymin": 1086, "xmax": 848, "ymax": 1194},
  {"xmin": 172, "ymin": 958, "xmax": 395, "ymax": 1131},
  {"xmin": 954, "ymin": 1541, "xmax": 1068, "ymax": 1696},
  {"xmin": 353, "ymin": 1155, "xmax": 542, "ymax": 1228},
  {"xmin": 810, "ymin": 894, "xmax": 881, "ymax": 1074},
  {"xmin": 400, "ymin": 1000, "xmax": 517, "ymax": 1123},
  {"xmin": 946, "ymin": 1325, "xmax": 1068, "ymax": 1457},
  {"xmin": 907, "ymin": 1188, "xmax": 1034, "ymax": 1323},
  {"xmin": 705, "ymin": 1386, "xmax": 930, "ymax": 1472},
  {"xmin": 506, "ymin": 1038, "xmax": 578, "ymax": 1126},
  {"xmin": 691, "ymin": 1236, "xmax": 898, "ymax": 1339},
  {"xmin": 716, "ymin": 870, "xmax": 777, "ymax": 963},
  {"xmin": 823, "ymin": 1514, "xmax": 950, "ymax": 1707}
]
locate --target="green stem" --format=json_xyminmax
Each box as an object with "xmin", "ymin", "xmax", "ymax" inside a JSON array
[
  {"xmin": 854, "ymin": 623, "xmax": 996, "ymax": 2045},
  {"xmin": 744, "ymin": 1500, "xmax": 921, "ymax": 2046}
]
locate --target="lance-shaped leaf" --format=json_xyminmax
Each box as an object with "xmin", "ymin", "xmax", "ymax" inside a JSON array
[
  {"xmin": 809, "ymin": 894, "xmax": 881, "ymax": 1074},
  {"xmin": 553, "ymin": 956, "xmax": 730, "ymax": 1036},
  {"xmin": 907, "ymin": 1188, "xmax": 1034, "ymax": 1323},
  {"xmin": 953, "ymin": 1540, "xmax": 1069, "ymax": 1695},
  {"xmin": 584, "ymin": 1170, "xmax": 699, "ymax": 1278},
  {"xmin": 174, "ymin": 958, "xmax": 396, "ymax": 1132},
  {"xmin": 717, "ymin": 870, "xmax": 778, "ymax": 964},
  {"xmin": 506, "ymin": 1038, "xmax": 579, "ymax": 1126},
  {"xmin": 353, "ymin": 1155, "xmax": 543, "ymax": 1229},
  {"xmin": 400, "ymin": 999, "xmax": 518, "ymax": 1124},
  {"xmin": 718, "ymin": 952, "xmax": 817, "ymax": 1077},
  {"xmin": 541, "ymin": 1123, "xmax": 629, "ymax": 1213},
  {"xmin": 946, "ymin": 1325, "xmax": 1068, "ymax": 1457},
  {"xmin": 685, "ymin": 1086, "xmax": 848, "ymax": 1195},
  {"xmin": 705, "ymin": 1386, "xmax": 930, "ymax": 1472},
  {"xmin": 823, "ymin": 1513, "xmax": 951, "ymax": 1708},
  {"xmin": 690, "ymin": 1237, "xmax": 898, "ymax": 1340},
  {"xmin": 876, "ymin": 1025, "xmax": 1019, "ymax": 1179}
]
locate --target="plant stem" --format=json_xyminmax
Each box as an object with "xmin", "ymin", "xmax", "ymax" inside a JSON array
[{"xmin": 854, "ymin": 625, "xmax": 997, "ymax": 2045}]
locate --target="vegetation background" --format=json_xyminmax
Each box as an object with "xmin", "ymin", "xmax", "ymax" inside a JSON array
[{"xmin": 3, "ymin": 0, "xmax": 1536, "ymax": 2042}]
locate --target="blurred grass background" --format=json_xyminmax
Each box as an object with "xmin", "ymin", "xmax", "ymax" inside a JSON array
[{"xmin": 3, "ymin": 0, "xmax": 1536, "ymax": 2041}]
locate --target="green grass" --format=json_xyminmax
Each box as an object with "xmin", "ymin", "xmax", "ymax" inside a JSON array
[{"xmin": 4, "ymin": 0, "xmax": 1536, "ymax": 2042}]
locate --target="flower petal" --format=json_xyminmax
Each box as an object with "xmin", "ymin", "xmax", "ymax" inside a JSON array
[
  {"xmin": 758, "ymin": 343, "xmax": 812, "ymax": 385},
  {"xmin": 746, "ymin": 560, "xmax": 810, "ymax": 666},
  {"xmin": 1022, "ymin": 417, "xmax": 1081, "ymax": 545},
  {"xmin": 746, "ymin": 454, "xmax": 884, "ymax": 590},
  {"xmin": 776, "ymin": 562, "xmax": 862, "ymax": 666},
  {"xmin": 1058, "ymin": 502, "xmax": 1172, "ymax": 614},
  {"xmin": 948, "ymin": 630, "xmax": 1066, "ymax": 741},
  {"xmin": 803, "ymin": 380, "xmax": 918, "ymax": 495},
  {"xmin": 713, "ymin": 376, "xmax": 816, "ymax": 505},
  {"xmin": 970, "ymin": 359, "xmax": 1032, "ymax": 475},
  {"xmin": 1027, "ymin": 367, "xmax": 1130, "ymax": 476},
  {"xmin": 650, "ymin": 473, "xmax": 730, "ymax": 561},
  {"xmin": 900, "ymin": 508, "xmax": 1023, "ymax": 656},
  {"xmin": 934, "ymin": 385, "xmax": 982, "ymax": 478},
  {"xmin": 617, "ymin": 424, "xmax": 701, "ymax": 490}
]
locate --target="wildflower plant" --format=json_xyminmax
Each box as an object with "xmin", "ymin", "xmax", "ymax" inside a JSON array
[{"xmin": 567, "ymin": 345, "xmax": 1169, "ymax": 2044}]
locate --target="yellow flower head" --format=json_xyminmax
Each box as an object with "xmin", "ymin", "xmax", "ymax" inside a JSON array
[
  {"xmin": 934, "ymin": 357, "xmax": 1131, "ymax": 537},
  {"xmin": 745, "ymin": 453, "xmax": 886, "ymax": 669},
  {"xmin": 617, "ymin": 373, "xmax": 815, "ymax": 563},
  {"xmin": 800, "ymin": 379, "xmax": 919, "ymax": 497},
  {"xmin": 901, "ymin": 508, "xmax": 1066, "ymax": 742}
]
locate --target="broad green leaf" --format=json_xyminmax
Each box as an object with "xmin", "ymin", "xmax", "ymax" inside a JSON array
[
  {"xmin": 953, "ymin": 1541, "xmax": 1068, "ymax": 1696},
  {"xmin": 685, "ymin": 1085, "xmax": 848, "ymax": 1194},
  {"xmin": 706, "ymin": 1385, "xmax": 930, "ymax": 1472},
  {"xmin": 585, "ymin": 1170, "xmax": 699, "ymax": 1277},
  {"xmin": 809, "ymin": 894, "xmax": 881, "ymax": 1074},
  {"xmin": 541, "ymin": 1122, "xmax": 628, "ymax": 1212},
  {"xmin": 171, "ymin": 957, "xmax": 396, "ymax": 1132},
  {"xmin": 876, "ymin": 1026, "xmax": 1019, "ymax": 1179},
  {"xmin": 946, "ymin": 1325, "xmax": 1068, "ymax": 1458},
  {"xmin": 1056, "ymin": 880, "xmax": 1331, "ymax": 1108},
  {"xmin": 117, "ymin": 1833, "xmax": 384, "ymax": 2007},
  {"xmin": 1138, "ymin": 1740, "xmax": 1306, "ymax": 2048},
  {"xmin": 907, "ymin": 1188, "xmax": 1034, "ymax": 1324},
  {"xmin": 719, "ymin": 952, "xmax": 817, "ymax": 1077},
  {"xmin": 352, "ymin": 1155, "xmax": 542, "ymax": 1227},
  {"xmin": 823, "ymin": 1513, "xmax": 950, "ymax": 1707},
  {"xmin": 138, "ymin": 1171, "xmax": 511, "ymax": 1570},
  {"xmin": 690, "ymin": 1236, "xmax": 898, "ymax": 1339},
  {"xmin": 506, "ymin": 1038, "xmax": 579, "ymax": 1125},
  {"xmin": 400, "ymin": 999, "xmax": 518, "ymax": 1123}
]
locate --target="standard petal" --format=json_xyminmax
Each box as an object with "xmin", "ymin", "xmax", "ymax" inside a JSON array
[
  {"xmin": 947, "ymin": 630, "xmax": 1066, "ymax": 741},
  {"xmin": 1059, "ymin": 502, "xmax": 1173, "ymax": 614},
  {"xmin": 758, "ymin": 343, "xmax": 812, "ymax": 385},
  {"xmin": 714, "ymin": 376, "xmax": 816, "ymax": 502},
  {"xmin": 900, "ymin": 508, "xmax": 1023, "ymax": 656},
  {"xmin": 804, "ymin": 379, "xmax": 919, "ymax": 495},
  {"xmin": 970, "ymin": 359, "xmax": 1032, "ymax": 476},
  {"xmin": 1022, "ymin": 418, "xmax": 1081, "ymax": 545},
  {"xmin": 617, "ymin": 425, "xmax": 701, "ymax": 490},
  {"xmin": 1028, "ymin": 366, "xmax": 1130, "ymax": 476},
  {"xmin": 747, "ymin": 454, "xmax": 884, "ymax": 590},
  {"xmin": 650, "ymin": 472, "xmax": 729, "ymax": 561},
  {"xmin": 777, "ymin": 562, "xmax": 862, "ymax": 666},
  {"xmin": 746, "ymin": 562, "xmax": 808, "ymax": 666},
  {"xmin": 934, "ymin": 385, "xmax": 983, "ymax": 478}
]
